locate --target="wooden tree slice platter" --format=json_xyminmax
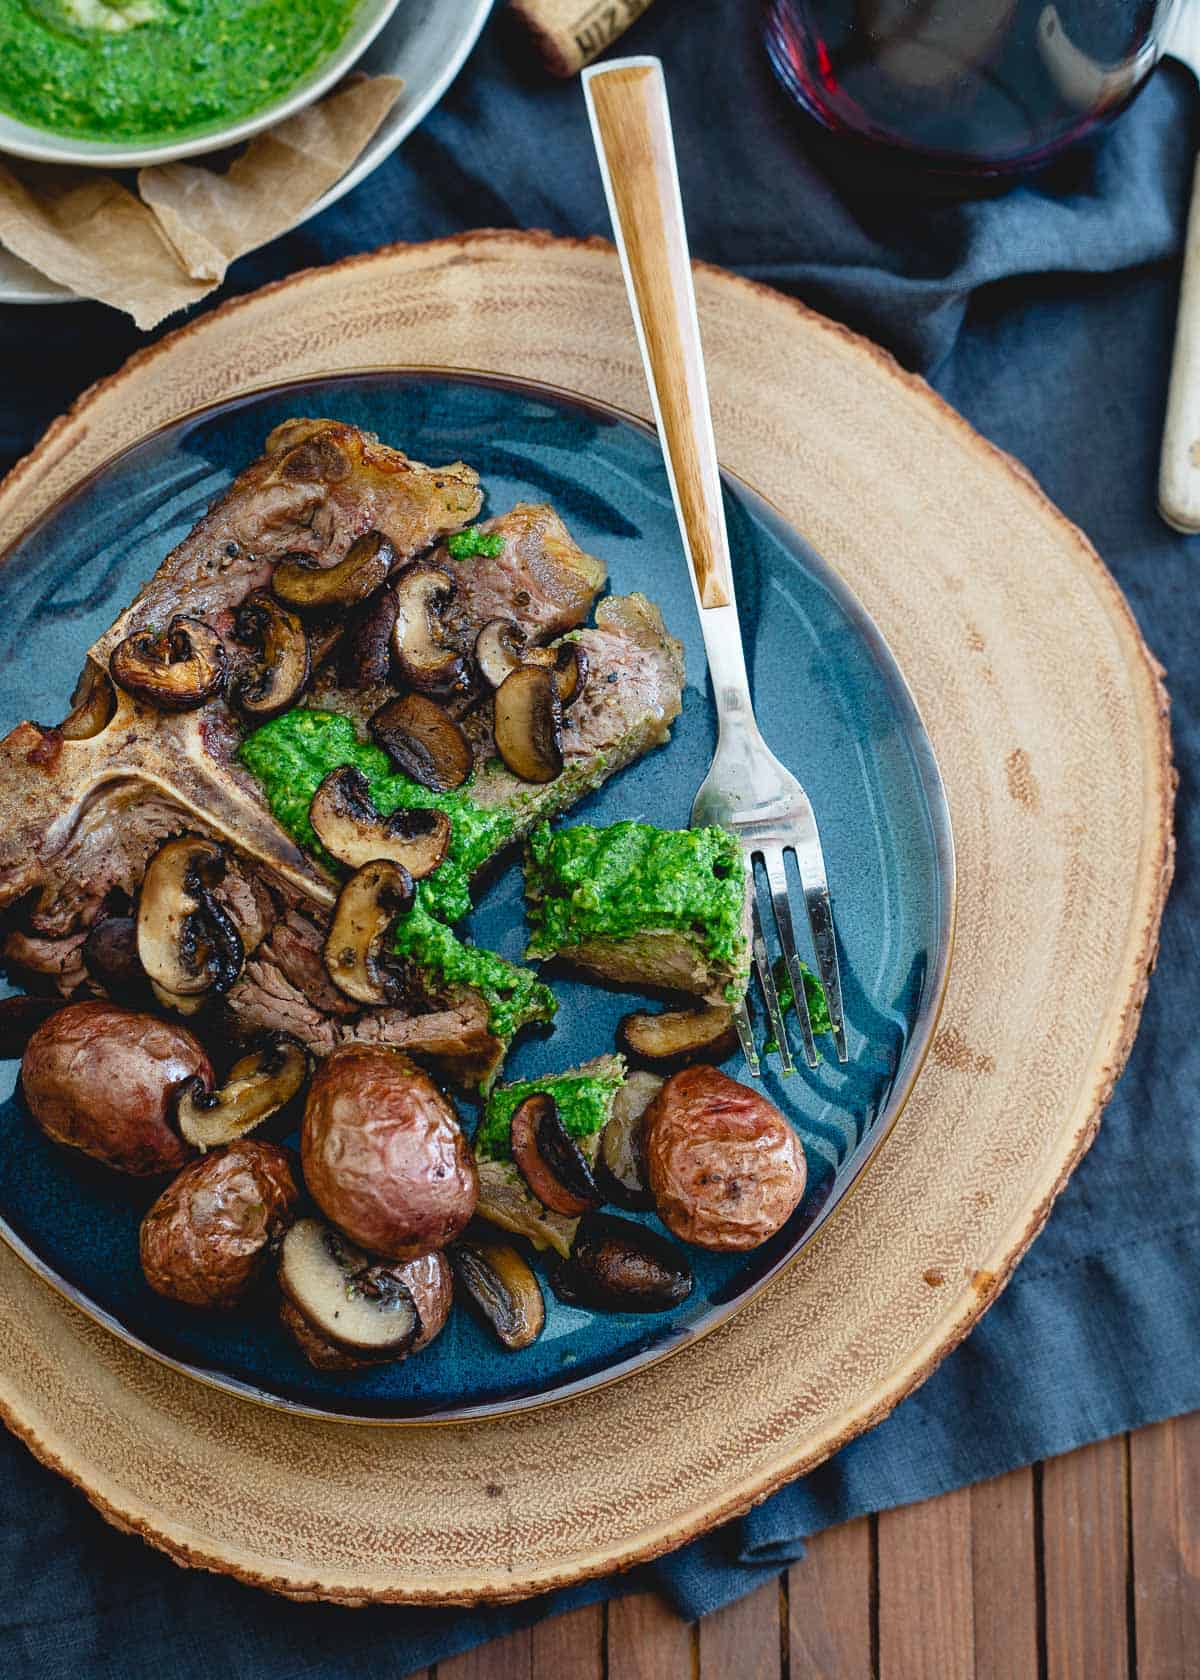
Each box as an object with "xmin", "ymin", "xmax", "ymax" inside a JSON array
[{"xmin": 0, "ymin": 233, "xmax": 1173, "ymax": 1604}]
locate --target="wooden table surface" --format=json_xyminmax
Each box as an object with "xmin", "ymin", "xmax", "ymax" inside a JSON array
[{"xmin": 430, "ymin": 1415, "xmax": 1199, "ymax": 1679}]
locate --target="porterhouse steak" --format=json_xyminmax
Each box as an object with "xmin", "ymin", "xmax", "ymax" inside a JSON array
[{"xmin": 0, "ymin": 419, "xmax": 685, "ymax": 1090}]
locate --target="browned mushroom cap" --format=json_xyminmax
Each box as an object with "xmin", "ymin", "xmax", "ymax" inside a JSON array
[
  {"xmin": 110, "ymin": 616, "xmax": 227, "ymax": 712},
  {"xmin": 308, "ymin": 767, "xmax": 451, "ymax": 879},
  {"xmin": 549, "ymin": 1212, "xmax": 693, "ymax": 1314},
  {"xmin": 450, "ymin": 1231, "xmax": 545, "ymax": 1350},
  {"xmin": 510, "ymin": 1092, "xmax": 600, "ymax": 1218},
  {"xmin": 369, "ymin": 693, "xmax": 473, "ymax": 793},
  {"xmin": 279, "ymin": 1218, "xmax": 421, "ymax": 1360},
  {"xmin": 230, "ymin": 594, "xmax": 310, "ymax": 721},
  {"xmin": 322, "ymin": 859, "xmax": 415, "ymax": 1005},
  {"xmin": 176, "ymin": 1033, "xmax": 311, "ymax": 1151},
  {"xmin": 136, "ymin": 837, "xmax": 244, "ymax": 1003},
  {"xmin": 61, "ymin": 663, "xmax": 116, "ymax": 741},
  {"xmin": 493, "ymin": 665, "xmax": 563, "ymax": 783},
  {"xmin": 271, "ymin": 530, "xmax": 394, "ymax": 614},
  {"xmin": 83, "ymin": 915, "xmax": 148, "ymax": 1002},
  {"xmin": 474, "ymin": 619, "xmax": 528, "ymax": 689},
  {"xmin": 529, "ymin": 642, "xmax": 588, "ymax": 709},
  {"xmin": 390, "ymin": 567, "xmax": 468, "ymax": 692},
  {"xmin": 339, "ymin": 589, "xmax": 398, "ymax": 689},
  {"xmin": 617, "ymin": 1004, "xmax": 739, "ymax": 1070}
]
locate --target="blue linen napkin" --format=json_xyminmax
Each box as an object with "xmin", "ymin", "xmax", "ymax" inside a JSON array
[{"xmin": 1, "ymin": 2, "xmax": 1197, "ymax": 1670}]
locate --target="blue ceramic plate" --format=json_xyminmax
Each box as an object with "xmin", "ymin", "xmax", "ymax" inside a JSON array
[{"xmin": 0, "ymin": 372, "xmax": 954, "ymax": 1423}]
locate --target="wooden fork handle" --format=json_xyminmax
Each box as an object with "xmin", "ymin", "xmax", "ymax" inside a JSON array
[{"xmin": 583, "ymin": 58, "xmax": 734, "ymax": 610}]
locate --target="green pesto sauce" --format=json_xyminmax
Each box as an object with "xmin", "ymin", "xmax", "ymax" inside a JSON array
[
  {"xmin": 762, "ymin": 958, "xmax": 833, "ymax": 1056},
  {"xmin": 391, "ymin": 897, "xmax": 555, "ymax": 1047},
  {"xmin": 240, "ymin": 710, "xmax": 548, "ymax": 1044},
  {"xmin": 476, "ymin": 1066, "xmax": 625, "ymax": 1162},
  {"xmin": 0, "ymin": 0, "xmax": 359, "ymax": 143},
  {"xmin": 446, "ymin": 527, "xmax": 504, "ymax": 560},
  {"xmin": 525, "ymin": 820, "xmax": 746, "ymax": 967},
  {"xmin": 240, "ymin": 710, "xmax": 514, "ymax": 926}
]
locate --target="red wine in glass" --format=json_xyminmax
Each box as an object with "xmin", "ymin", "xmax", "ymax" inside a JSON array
[{"xmin": 765, "ymin": 0, "xmax": 1180, "ymax": 182}]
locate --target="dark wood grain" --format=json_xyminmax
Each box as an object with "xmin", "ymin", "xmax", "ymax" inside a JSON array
[
  {"xmin": 698, "ymin": 1578, "xmax": 782, "ymax": 1680},
  {"xmin": 971, "ymin": 1466, "xmax": 1039, "ymax": 1680},
  {"xmin": 787, "ymin": 1515, "xmax": 873, "ymax": 1679},
  {"xmin": 439, "ymin": 1626, "xmax": 532, "ymax": 1680},
  {"xmin": 532, "ymin": 1604, "xmax": 604, "ymax": 1680},
  {"xmin": 607, "ymin": 1591, "xmax": 693, "ymax": 1680},
  {"xmin": 1131, "ymin": 1413, "xmax": 1200, "ymax": 1679},
  {"xmin": 877, "ymin": 1485, "xmax": 974, "ymax": 1680},
  {"xmin": 1042, "ymin": 1434, "xmax": 1130, "ymax": 1680}
]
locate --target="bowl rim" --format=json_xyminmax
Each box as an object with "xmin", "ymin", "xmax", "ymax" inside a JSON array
[
  {"xmin": 0, "ymin": 364, "xmax": 957, "ymax": 1427},
  {"xmin": 0, "ymin": 0, "xmax": 402, "ymax": 167}
]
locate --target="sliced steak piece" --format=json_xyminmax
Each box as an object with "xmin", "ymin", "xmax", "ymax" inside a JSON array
[
  {"xmin": 92, "ymin": 418, "xmax": 482, "ymax": 666},
  {"xmin": 313, "ymin": 502, "xmax": 608, "ymax": 720}
]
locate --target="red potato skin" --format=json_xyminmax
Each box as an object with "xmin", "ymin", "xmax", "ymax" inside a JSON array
[
  {"xmin": 301, "ymin": 1045, "xmax": 478, "ymax": 1260},
  {"xmin": 140, "ymin": 1141, "xmax": 300, "ymax": 1309},
  {"xmin": 280, "ymin": 1249, "xmax": 453, "ymax": 1370},
  {"xmin": 21, "ymin": 1001, "xmax": 210, "ymax": 1176},
  {"xmin": 644, "ymin": 1066, "xmax": 806, "ymax": 1251}
]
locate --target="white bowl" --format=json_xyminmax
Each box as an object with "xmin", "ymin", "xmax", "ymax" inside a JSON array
[{"xmin": 0, "ymin": 0, "xmax": 402, "ymax": 167}]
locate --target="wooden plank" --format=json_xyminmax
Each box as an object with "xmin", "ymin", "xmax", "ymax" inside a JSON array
[
  {"xmin": 787, "ymin": 1516, "xmax": 873, "ymax": 1680},
  {"xmin": 607, "ymin": 1591, "xmax": 693, "ymax": 1680},
  {"xmin": 1042, "ymin": 1434, "xmax": 1129, "ymax": 1680},
  {"xmin": 438, "ymin": 1626, "xmax": 531, "ymax": 1680},
  {"xmin": 971, "ymin": 1466, "xmax": 1039, "ymax": 1680},
  {"xmin": 1130, "ymin": 1413, "xmax": 1200, "ymax": 1679},
  {"xmin": 698, "ymin": 1577, "xmax": 782, "ymax": 1680},
  {"xmin": 878, "ymin": 1486, "xmax": 974, "ymax": 1680},
  {"xmin": 531, "ymin": 1603, "xmax": 604, "ymax": 1680}
]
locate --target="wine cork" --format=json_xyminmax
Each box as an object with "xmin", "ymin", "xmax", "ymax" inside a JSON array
[{"xmin": 508, "ymin": 0, "xmax": 658, "ymax": 77}]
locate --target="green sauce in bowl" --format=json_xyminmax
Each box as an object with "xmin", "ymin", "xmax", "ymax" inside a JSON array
[{"xmin": 0, "ymin": 0, "xmax": 361, "ymax": 142}]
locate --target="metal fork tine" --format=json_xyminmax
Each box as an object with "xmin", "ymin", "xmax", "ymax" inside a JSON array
[
  {"xmin": 731, "ymin": 997, "xmax": 760, "ymax": 1078},
  {"xmin": 763, "ymin": 850, "xmax": 818, "ymax": 1069},
  {"xmin": 792, "ymin": 846, "xmax": 848, "ymax": 1062},
  {"xmin": 750, "ymin": 886, "xmax": 794, "ymax": 1076}
]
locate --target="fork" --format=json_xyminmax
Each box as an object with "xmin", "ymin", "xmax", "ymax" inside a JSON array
[{"xmin": 582, "ymin": 56, "xmax": 848, "ymax": 1075}]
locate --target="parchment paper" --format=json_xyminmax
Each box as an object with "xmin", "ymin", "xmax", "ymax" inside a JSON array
[{"xmin": 0, "ymin": 75, "xmax": 403, "ymax": 328}]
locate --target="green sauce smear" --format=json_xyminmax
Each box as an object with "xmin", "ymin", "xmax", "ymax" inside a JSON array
[
  {"xmin": 240, "ymin": 710, "xmax": 550, "ymax": 1048},
  {"xmin": 0, "ymin": 0, "xmax": 360, "ymax": 143},
  {"xmin": 525, "ymin": 820, "xmax": 746, "ymax": 967},
  {"xmin": 446, "ymin": 527, "xmax": 505, "ymax": 560},
  {"xmin": 762, "ymin": 959, "xmax": 833, "ymax": 1055},
  {"xmin": 476, "ymin": 1065, "xmax": 625, "ymax": 1162}
]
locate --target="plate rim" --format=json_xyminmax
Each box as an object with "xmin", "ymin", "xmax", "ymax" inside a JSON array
[{"xmin": 0, "ymin": 364, "xmax": 956, "ymax": 1426}]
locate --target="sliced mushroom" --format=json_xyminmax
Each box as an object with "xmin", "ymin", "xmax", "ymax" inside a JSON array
[
  {"xmin": 271, "ymin": 529, "xmax": 394, "ymax": 614},
  {"xmin": 390, "ymin": 567, "xmax": 467, "ymax": 692},
  {"xmin": 549, "ymin": 1212, "xmax": 693, "ymax": 1314},
  {"xmin": 230, "ymin": 593, "xmax": 310, "ymax": 720},
  {"xmin": 308, "ymin": 767, "xmax": 451, "ymax": 879},
  {"xmin": 474, "ymin": 619, "xmax": 528, "ymax": 689},
  {"xmin": 322, "ymin": 859, "xmax": 414, "ymax": 1005},
  {"xmin": 339, "ymin": 590, "xmax": 398, "ymax": 688},
  {"xmin": 618, "ymin": 1004, "xmax": 739, "ymax": 1071},
  {"xmin": 599, "ymin": 1071, "xmax": 663, "ymax": 1210},
  {"xmin": 369, "ymin": 693, "xmax": 473, "ymax": 793},
  {"xmin": 110, "ymin": 616, "xmax": 227, "ymax": 712},
  {"xmin": 175, "ymin": 1033, "xmax": 310, "ymax": 1151},
  {"xmin": 493, "ymin": 665, "xmax": 563, "ymax": 783},
  {"xmin": 450, "ymin": 1232, "xmax": 545, "ymax": 1350},
  {"xmin": 0, "ymin": 995, "xmax": 63, "ymax": 1060},
  {"xmin": 278, "ymin": 1218, "xmax": 421, "ymax": 1360},
  {"xmin": 136, "ymin": 837, "xmax": 244, "ymax": 1001},
  {"xmin": 61, "ymin": 664, "xmax": 116, "ymax": 740},
  {"xmin": 510, "ymin": 1092, "xmax": 600, "ymax": 1218},
  {"xmin": 83, "ymin": 914, "xmax": 148, "ymax": 1001},
  {"xmin": 474, "ymin": 622, "xmax": 588, "ymax": 710}
]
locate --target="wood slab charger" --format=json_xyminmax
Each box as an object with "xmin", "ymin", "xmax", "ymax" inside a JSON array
[{"xmin": 0, "ymin": 233, "xmax": 1173, "ymax": 1604}]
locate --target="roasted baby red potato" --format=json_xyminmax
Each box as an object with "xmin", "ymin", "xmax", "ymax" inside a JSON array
[
  {"xmin": 644, "ymin": 1066, "xmax": 806, "ymax": 1251},
  {"xmin": 140, "ymin": 1139, "xmax": 299, "ymax": 1309},
  {"xmin": 21, "ymin": 1001, "xmax": 209, "ymax": 1175},
  {"xmin": 301, "ymin": 1044, "xmax": 478, "ymax": 1259}
]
